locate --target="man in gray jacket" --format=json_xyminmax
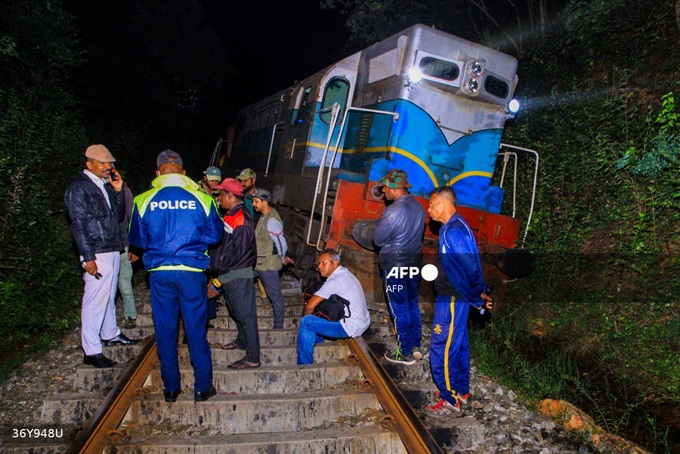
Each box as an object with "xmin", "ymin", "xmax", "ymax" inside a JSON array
[{"xmin": 373, "ymin": 169, "xmax": 426, "ymax": 365}]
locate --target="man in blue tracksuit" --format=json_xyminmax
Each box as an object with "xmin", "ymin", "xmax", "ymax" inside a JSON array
[
  {"xmin": 128, "ymin": 150, "xmax": 223, "ymax": 403},
  {"xmin": 422, "ymin": 186, "xmax": 493, "ymax": 418}
]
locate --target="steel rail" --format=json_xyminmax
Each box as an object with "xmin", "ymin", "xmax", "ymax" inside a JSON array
[
  {"xmin": 65, "ymin": 337, "xmax": 157, "ymax": 454},
  {"xmin": 347, "ymin": 337, "xmax": 444, "ymax": 454}
]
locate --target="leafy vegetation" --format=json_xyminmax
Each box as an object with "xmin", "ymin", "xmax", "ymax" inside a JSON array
[
  {"xmin": 326, "ymin": 0, "xmax": 679, "ymax": 451},
  {"xmin": 0, "ymin": 0, "xmax": 229, "ymax": 380},
  {"xmin": 0, "ymin": 0, "xmax": 86, "ymax": 377}
]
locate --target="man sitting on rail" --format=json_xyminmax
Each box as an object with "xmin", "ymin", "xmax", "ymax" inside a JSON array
[{"xmin": 297, "ymin": 249, "xmax": 371, "ymax": 365}]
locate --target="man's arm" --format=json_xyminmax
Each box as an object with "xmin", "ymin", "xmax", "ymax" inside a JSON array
[
  {"xmin": 64, "ymin": 183, "xmax": 96, "ymax": 262},
  {"xmin": 127, "ymin": 199, "xmax": 148, "ymax": 251},
  {"xmin": 372, "ymin": 208, "xmax": 395, "ymax": 247},
  {"xmin": 440, "ymin": 223, "xmax": 486, "ymax": 305},
  {"xmin": 266, "ymin": 217, "xmax": 288, "ymax": 260},
  {"xmin": 303, "ymin": 295, "xmax": 324, "ymax": 316},
  {"xmin": 205, "ymin": 199, "xmax": 224, "ymax": 246}
]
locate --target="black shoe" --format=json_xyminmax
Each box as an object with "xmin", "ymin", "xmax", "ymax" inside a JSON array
[
  {"xmin": 164, "ymin": 390, "xmax": 181, "ymax": 403},
  {"xmin": 194, "ymin": 386, "xmax": 217, "ymax": 402},
  {"xmin": 103, "ymin": 333, "xmax": 140, "ymax": 346},
  {"xmin": 124, "ymin": 317, "xmax": 137, "ymax": 329},
  {"xmin": 83, "ymin": 353, "xmax": 116, "ymax": 368}
]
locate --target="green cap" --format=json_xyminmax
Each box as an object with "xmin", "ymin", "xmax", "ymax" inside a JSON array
[
  {"xmin": 378, "ymin": 169, "xmax": 411, "ymax": 189},
  {"xmin": 236, "ymin": 168, "xmax": 256, "ymax": 181}
]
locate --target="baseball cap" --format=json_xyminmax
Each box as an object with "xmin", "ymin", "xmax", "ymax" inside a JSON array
[
  {"xmin": 377, "ymin": 169, "xmax": 412, "ymax": 189},
  {"xmin": 252, "ymin": 188, "xmax": 272, "ymax": 202},
  {"xmin": 204, "ymin": 166, "xmax": 221, "ymax": 181},
  {"xmin": 213, "ymin": 178, "xmax": 245, "ymax": 196},
  {"xmin": 236, "ymin": 168, "xmax": 256, "ymax": 181},
  {"xmin": 85, "ymin": 144, "xmax": 116, "ymax": 162},
  {"xmin": 156, "ymin": 149, "xmax": 183, "ymax": 169}
]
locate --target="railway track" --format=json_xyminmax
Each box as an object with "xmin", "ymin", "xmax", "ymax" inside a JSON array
[{"xmin": 19, "ymin": 276, "xmax": 446, "ymax": 453}]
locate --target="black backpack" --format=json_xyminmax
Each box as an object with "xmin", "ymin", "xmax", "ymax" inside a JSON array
[
  {"xmin": 302, "ymin": 280, "xmax": 351, "ymax": 322},
  {"xmin": 313, "ymin": 294, "xmax": 351, "ymax": 322}
]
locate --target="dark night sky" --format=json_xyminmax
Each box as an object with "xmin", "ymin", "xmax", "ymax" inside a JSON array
[{"xmin": 199, "ymin": 0, "xmax": 349, "ymax": 111}]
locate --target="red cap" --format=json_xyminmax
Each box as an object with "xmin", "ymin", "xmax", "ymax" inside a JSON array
[{"xmin": 213, "ymin": 178, "xmax": 245, "ymax": 196}]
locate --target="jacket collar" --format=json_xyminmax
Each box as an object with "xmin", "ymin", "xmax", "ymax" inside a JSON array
[{"xmin": 151, "ymin": 173, "xmax": 199, "ymax": 190}]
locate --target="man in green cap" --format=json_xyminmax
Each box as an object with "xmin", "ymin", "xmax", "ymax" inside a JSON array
[
  {"xmin": 236, "ymin": 168, "xmax": 259, "ymax": 224},
  {"xmin": 373, "ymin": 169, "xmax": 427, "ymax": 365}
]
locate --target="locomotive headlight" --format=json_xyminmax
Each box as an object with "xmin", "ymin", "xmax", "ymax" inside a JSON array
[
  {"xmin": 507, "ymin": 99, "xmax": 520, "ymax": 114},
  {"xmin": 466, "ymin": 79, "xmax": 480, "ymax": 94},
  {"xmin": 469, "ymin": 60, "xmax": 484, "ymax": 77},
  {"xmin": 407, "ymin": 67, "xmax": 423, "ymax": 85}
]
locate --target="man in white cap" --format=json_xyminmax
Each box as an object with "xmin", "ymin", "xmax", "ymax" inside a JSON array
[{"xmin": 64, "ymin": 144, "xmax": 139, "ymax": 369}]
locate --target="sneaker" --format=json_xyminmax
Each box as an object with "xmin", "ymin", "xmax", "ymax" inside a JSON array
[
  {"xmin": 434, "ymin": 391, "xmax": 471, "ymax": 407},
  {"xmin": 458, "ymin": 393, "xmax": 471, "ymax": 407},
  {"xmin": 124, "ymin": 317, "xmax": 137, "ymax": 329},
  {"xmin": 384, "ymin": 348, "xmax": 416, "ymax": 366},
  {"xmin": 422, "ymin": 398, "xmax": 461, "ymax": 418},
  {"xmin": 412, "ymin": 345, "xmax": 429, "ymax": 361}
]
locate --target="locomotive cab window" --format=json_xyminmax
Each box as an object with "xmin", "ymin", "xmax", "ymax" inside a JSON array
[
  {"xmin": 320, "ymin": 78, "xmax": 350, "ymax": 124},
  {"xmin": 419, "ymin": 57, "xmax": 460, "ymax": 81}
]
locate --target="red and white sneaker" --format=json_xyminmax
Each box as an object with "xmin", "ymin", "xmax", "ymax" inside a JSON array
[
  {"xmin": 434, "ymin": 391, "xmax": 471, "ymax": 407},
  {"xmin": 422, "ymin": 398, "xmax": 462, "ymax": 418}
]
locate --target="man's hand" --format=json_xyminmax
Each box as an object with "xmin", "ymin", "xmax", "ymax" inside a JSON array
[
  {"xmin": 207, "ymin": 284, "xmax": 220, "ymax": 299},
  {"xmin": 109, "ymin": 168, "xmax": 123, "ymax": 191},
  {"xmin": 82, "ymin": 260, "xmax": 98, "ymax": 277},
  {"xmin": 283, "ymin": 256, "xmax": 294, "ymax": 265},
  {"xmin": 480, "ymin": 292, "xmax": 493, "ymax": 311}
]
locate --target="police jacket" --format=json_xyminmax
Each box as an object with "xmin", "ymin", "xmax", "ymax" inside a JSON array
[
  {"xmin": 373, "ymin": 194, "xmax": 426, "ymax": 268},
  {"xmin": 64, "ymin": 171, "xmax": 126, "ymax": 262},
  {"xmin": 209, "ymin": 203, "xmax": 256, "ymax": 275},
  {"xmin": 127, "ymin": 173, "xmax": 223, "ymax": 271}
]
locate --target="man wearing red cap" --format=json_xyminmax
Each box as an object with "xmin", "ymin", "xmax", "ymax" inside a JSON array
[
  {"xmin": 208, "ymin": 178, "xmax": 260, "ymax": 369},
  {"xmin": 64, "ymin": 144, "xmax": 139, "ymax": 369}
]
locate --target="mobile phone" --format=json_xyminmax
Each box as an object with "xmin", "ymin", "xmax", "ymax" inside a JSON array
[{"xmin": 110, "ymin": 163, "xmax": 118, "ymax": 181}]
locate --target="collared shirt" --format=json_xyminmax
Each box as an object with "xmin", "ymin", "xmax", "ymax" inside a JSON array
[
  {"xmin": 314, "ymin": 266, "xmax": 370, "ymax": 337},
  {"xmin": 83, "ymin": 169, "xmax": 111, "ymax": 208}
]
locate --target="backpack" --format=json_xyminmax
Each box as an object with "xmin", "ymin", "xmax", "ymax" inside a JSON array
[
  {"xmin": 302, "ymin": 280, "xmax": 351, "ymax": 322},
  {"xmin": 313, "ymin": 294, "xmax": 351, "ymax": 322}
]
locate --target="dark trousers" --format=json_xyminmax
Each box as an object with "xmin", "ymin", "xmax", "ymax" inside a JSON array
[
  {"xmin": 149, "ymin": 270, "xmax": 212, "ymax": 393},
  {"xmin": 382, "ymin": 270, "xmax": 422, "ymax": 355},
  {"xmin": 223, "ymin": 277, "xmax": 260, "ymax": 363},
  {"xmin": 255, "ymin": 269, "xmax": 285, "ymax": 329}
]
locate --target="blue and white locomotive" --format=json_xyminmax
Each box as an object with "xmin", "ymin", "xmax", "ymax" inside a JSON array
[{"xmin": 220, "ymin": 24, "xmax": 537, "ymax": 301}]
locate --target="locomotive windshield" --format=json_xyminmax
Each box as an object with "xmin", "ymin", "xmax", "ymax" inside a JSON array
[{"xmin": 419, "ymin": 57, "xmax": 460, "ymax": 81}]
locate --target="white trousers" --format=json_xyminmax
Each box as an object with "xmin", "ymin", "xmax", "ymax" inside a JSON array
[{"xmin": 81, "ymin": 251, "xmax": 121, "ymax": 355}]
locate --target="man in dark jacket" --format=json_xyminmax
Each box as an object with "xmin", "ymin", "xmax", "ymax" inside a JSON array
[
  {"xmin": 208, "ymin": 178, "xmax": 260, "ymax": 369},
  {"xmin": 128, "ymin": 150, "xmax": 224, "ymax": 402},
  {"xmin": 64, "ymin": 144, "xmax": 138, "ymax": 369},
  {"xmin": 373, "ymin": 169, "xmax": 427, "ymax": 365}
]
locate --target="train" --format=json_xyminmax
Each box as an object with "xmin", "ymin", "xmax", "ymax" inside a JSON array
[{"xmin": 215, "ymin": 24, "xmax": 538, "ymax": 305}]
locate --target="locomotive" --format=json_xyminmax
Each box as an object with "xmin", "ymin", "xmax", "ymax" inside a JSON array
[{"xmin": 217, "ymin": 24, "xmax": 537, "ymax": 304}]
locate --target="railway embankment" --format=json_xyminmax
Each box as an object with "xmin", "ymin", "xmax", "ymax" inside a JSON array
[{"xmin": 0, "ymin": 275, "xmax": 646, "ymax": 453}]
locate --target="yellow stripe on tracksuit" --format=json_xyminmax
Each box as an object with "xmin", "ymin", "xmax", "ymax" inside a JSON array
[{"xmin": 443, "ymin": 296, "xmax": 459, "ymax": 401}]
